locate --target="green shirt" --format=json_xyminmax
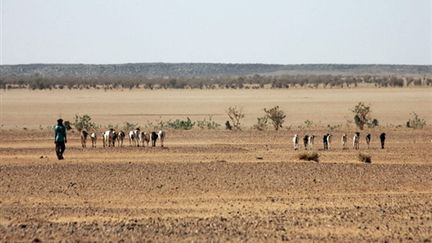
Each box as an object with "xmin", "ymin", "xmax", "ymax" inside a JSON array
[{"xmin": 54, "ymin": 125, "xmax": 67, "ymax": 143}]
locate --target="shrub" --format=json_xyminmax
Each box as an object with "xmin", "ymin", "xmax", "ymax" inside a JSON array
[
  {"xmin": 352, "ymin": 102, "xmax": 377, "ymax": 130},
  {"xmin": 197, "ymin": 116, "xmax": 221, "ymax": 129},
  {"xmin": 406, "ymin": 112, "xmax": 426, "ymax": 129},
  {"xmin": 358, "ymin": 153, "xmax": 372, "ymax": 163},
  {"xmin": 304, "ymin": 120, "xmax": 314, "ymax": 128},
  {"xmin": 73, "ymin": 114, "xmax": 97, "ymax": 132},
  {"xmin": 253, "ymin": 115, "xmax": 268, "ymax": 131},
  {"xmin": 264, "ymin": 106, "xmax": 286, "ymax": 131},
  {"xmin": 166, "ymin": 117, "xmax": 195, "ymax": 130},
  {"xmin": 226, "ymin": 106, "xmax": 245, "ymax": 130},
  {"xmin": 298, "ymin": 152, "xmax": 319, "ymax": 162}
]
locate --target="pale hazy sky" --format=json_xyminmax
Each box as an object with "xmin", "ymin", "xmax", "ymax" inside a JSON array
[{"xmin": 1, "ymin": 0, "xmax": 431, "ymax": 65}]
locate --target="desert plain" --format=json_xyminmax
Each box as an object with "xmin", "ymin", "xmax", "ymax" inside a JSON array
[{"xmin": 0, "ymin": 88, "xmax": 431, "ymax": 242}]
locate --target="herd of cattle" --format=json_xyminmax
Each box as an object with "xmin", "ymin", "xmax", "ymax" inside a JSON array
[
  {"xmin": 79, "ymin": 128, "xmax": 166, "ymax": 148},
  {"xmin": 293, "ymin": 132, "xmax": 386, "ymax": 150},
  {"xmin": 78, "ymin": 129, "xmax": 386, "ymax": 151}
]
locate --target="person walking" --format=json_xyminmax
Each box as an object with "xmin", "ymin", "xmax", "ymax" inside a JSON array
[{"xmin": 54, "ymin": 118, "xmax": 67, "ymax": 160}]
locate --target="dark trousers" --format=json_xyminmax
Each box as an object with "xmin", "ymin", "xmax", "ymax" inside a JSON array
[{"xmin": 55, "ymin": 142, "xmax": 66, "ymax": 160}]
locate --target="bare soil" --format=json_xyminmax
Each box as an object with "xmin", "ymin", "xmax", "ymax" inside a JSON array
[{"xmin": 1, "ymin": 128, "xmax": 431, "ymax": 242}]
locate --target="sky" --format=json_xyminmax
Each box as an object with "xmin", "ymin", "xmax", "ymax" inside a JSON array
[{"xmin": 1, "ymin": 0, "xmax": 431, "ymax": 65}]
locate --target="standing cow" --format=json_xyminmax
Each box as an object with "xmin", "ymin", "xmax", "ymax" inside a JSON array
[
  {"xmin": 139, "ymin": 131, "xmax": 150, "ymax": 147},
  {"xmin": 308, "ymin": 135, "xmax": 315, "ymax": 150},
  {"xmin": 366, "ymin": 133, "xmax": 371, "ymax": 149},
  {"xmin": 129, "ymin": 128, "xmax": 140, "ymax": 147},
  {"xmin": 353, "ymin": 132, "xmax": 360, "ymax": 150},
  {"xmin": 90, "ymin": 132, "xmax": 97, "ymax": 148},
  {"xmin": 326, "ymin": 134, "xmax": 332, "ymax": 150},
  {"xmin": 380, "ymin": 133, "xmax": 386, "ymax": 149},
  {"xmin": 158, "ymin": 130, "xmax": 165, "ymax": 147},
  {"xmin": 341, "ymin": 134, "xmax": 347, "ymax": 150},
  {"xmin": 293, "ymin": 134, "xmax": 299, "ymax": 150},
  {"xmin": 303, "ymin": 135, "xmax": 309, "ymax": 150},
  {"xmin": 103, "ymin": 129, "xmax": 116, "ymax": 147},
  {"xmin": 117, "ymin": 131, "xmax": 126, "ymax": 147},
  {"xmin": 80, "ymin": 130, "xmax": 89, "ymax": 148},
  {"xmin": 323, "ymin": 134, "xmax": 328, "ymax": 150}
]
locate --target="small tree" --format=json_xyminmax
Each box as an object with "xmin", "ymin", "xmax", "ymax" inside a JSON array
[
  {"xmin": 406, "ymin": 112, "xmax": 426, "ymax": 129},
  {"xmin": 352, "ymin": 102, "xmax": 377, "ymax": 130},
  {"xmin": 226, "ymin": 106, "xmax": 245, "ymax": 130},
  {"xmin": 73, "ymin": 114, "xmax": 97, "ymax": 132},
  {"xmin": 264, "ymin": 106, "xmax": 286, "ymax": 131}
]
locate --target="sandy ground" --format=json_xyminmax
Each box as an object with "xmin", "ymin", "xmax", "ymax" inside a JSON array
[
  {"xmin": 1, "ymin": 128, "xmax": 432, "ymax": 241},
  {"xmin": 0, "ymin": 88, "xmax": 431, "ymax": 129}
]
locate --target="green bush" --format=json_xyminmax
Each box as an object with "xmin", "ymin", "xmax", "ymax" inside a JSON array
[
  {"xmin": 352, "ymin": 102, "xmax": 378, "ymax": 130},
  {"xmin": 264, "ymin": 106, "xmax": 286, "ymax": 131},
  {"xmin": 73, "ymin": 114, "xmax": 97, "ymax": 131},
  {"xmin": 197, "ymin": 116, "xmax": 221, "ymax": 129},
  {"xmin": 226, "ymin": 106, "xmax": 245, "ymax": 130},
  {"xmin": 253, "ymin": 115, "xmax": 268, "ymax": 131},
  {"xmin": 406, "ymin": 112, "xmax": 426, "ymax": 129},
  {"xmin": 166, "ymin": 117, "xmax": 195, "ymax": 130}
]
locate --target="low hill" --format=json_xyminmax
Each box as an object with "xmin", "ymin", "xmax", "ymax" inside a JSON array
[{"xmin": 1, "ymin": 63, "xmax": 431, "ymax": 78}]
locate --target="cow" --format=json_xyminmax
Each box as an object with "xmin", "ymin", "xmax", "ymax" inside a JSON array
[
  {"xmin": 151, "ymin": 131, "xmax": 158, "ymax": 147},
  {"xmin": 380, "ymin": 133, "xmax": 386, "ymax": 149},
  {"xmin": 90, "ymin": 132, "xmax": 97, "ymax": 148},
  {"xmin": 80, "ymin": 130, "xmax": 89, "ymax": 148},
  {"xmin": 158, "ymin": 130, "xmax": 165, "ymax": 147},
  {"xmin": 129, "ymin": 128, "xmax": 140, "ymax": 147},
  {"xmin": 353, "ymin": 132, "xmax": 360, "ymax": 150},
  {"xmin": 103, "ymin": 129, "xmax": 116, "ymax": 147},
  {"xmin": 341, "ymin": 134, "xmax": 347, "ymax": 150},
  {"xmin": 117, "ymin": 131, "xmax": 126, "ymax": 147},
  {"xmin": 308, "ymin": 135, "xmax": 315, "ymax": 150},
  {"xmin": 293, "ymin": 134, "xmax": 299, "ymax": 150},
  {"xmin": 139, "ymin": 131, "xmax": 150, "ymax": 147},
  {"xmin": 303, "ymin": 135, "xmax": 309, "ymax": 150},
  {"xmin": 326, "ymin": 134, "xmax": 332, "ymax": 150},
  {"xmin": 366, "ymin": 133, "xmax": 371, "ymax": 149},
  {"xmin": 323, "ymin": 134, "xmax": 328, "ymax": 150}
]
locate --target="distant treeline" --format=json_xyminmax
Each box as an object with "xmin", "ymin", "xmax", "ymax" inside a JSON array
[{"xmin": 0, "ymin": 74, "xmax": 431, "ymax": 90}]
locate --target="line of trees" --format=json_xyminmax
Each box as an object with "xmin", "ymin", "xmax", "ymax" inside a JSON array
[{"xmin": 1, "ymin": 74, "xmax": 431, "ymax": 90}]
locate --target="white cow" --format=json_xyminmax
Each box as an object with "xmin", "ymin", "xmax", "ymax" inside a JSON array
[
  {"xmin": 353, "ymin": 132, "xmax": 360, "ymax": 150},
  {"xmin": 90, "ymin": 132, "xmax": 97, "ymax": 148},
  {"xmin": 158, "ymin": 130, "xmax": 165, "ymax": 147},
  {"xmin": 129, "ymin": 128, "xmax": 140, "ymax": 147},
  {"xmin": 326, "ymin": 134, "xmax": 332, "ymax": 150},
  {"xmin": 292, "ymin": 134, "xmax": 299, "ymax": 150},
  {"xmin": 103, "ymin": 129, "xmax": 116, "ymax": 147},
  {"xmin": 341, "ymin": 134, "xmax": 347, "ymax": 149}
]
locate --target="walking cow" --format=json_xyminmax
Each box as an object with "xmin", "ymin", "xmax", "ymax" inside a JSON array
[
  {"xmin": 293, "ymin": 134, "xmax": 299, "ymax": 150},
  {"xmin": 80, "ymin": 130, "xmax": 89, "ymax": 148},
  {"xmin": 380, "ymin": 133, "xmax": 386, "ymax": 149},
  {"xmin": 341, "ymin": 134, "xmax": 347, "ymax": 150},
  {"xmin": 353, "ymin": 132, "xmax": 360, "ymax": 150},
  {"xmin": 366, "ymin": 133, "xmax": 371, "ymax": 149},
  {"xmin": 90, "ymin": 132, "xmax": 97, "ymax": 148}
]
